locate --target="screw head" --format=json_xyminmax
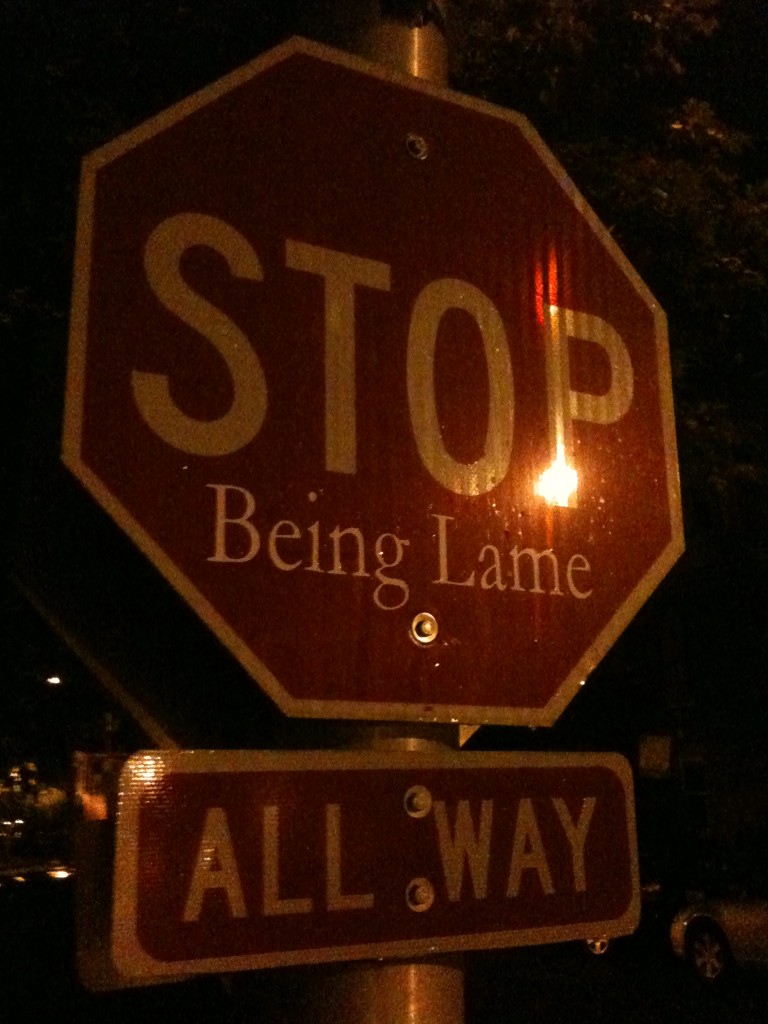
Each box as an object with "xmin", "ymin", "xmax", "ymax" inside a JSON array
[
  {"xmin": 405, "ymin": 877, "xmax": 435, "ymax": 912},
  {"xmin": 411, "ymin": 612, "xmax": 438, "ymax": 645},
  {"xmin": 404, "ymin": 784, "xmax": 433, "ymax": 818},
  {"xmin": 405, "ymin": 133, "xmax": 429, "ymax": 160}
]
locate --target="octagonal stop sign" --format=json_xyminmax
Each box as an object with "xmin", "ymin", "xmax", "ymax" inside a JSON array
[{"xmin": 64, "ymin": 37, "xmax": 684, "ymax": 726}]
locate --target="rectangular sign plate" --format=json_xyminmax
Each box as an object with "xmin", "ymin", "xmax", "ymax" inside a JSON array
[{"xmin": 113, "ymin": 750, "xmax": 639, "ymax": 976}]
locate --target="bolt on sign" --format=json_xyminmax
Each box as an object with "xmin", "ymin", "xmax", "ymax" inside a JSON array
[
  {"xmin": 112, "ymin": 750, "xmax": 639, "ymax": 975},
  {"xmin": 63, "ymin": 37, "xmax": 684, "ymax": 725}
]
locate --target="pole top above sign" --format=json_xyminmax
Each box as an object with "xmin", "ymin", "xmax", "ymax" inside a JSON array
[{"xmin": 64, "ymin": 37, "xmax": 684, "ymax": 725}]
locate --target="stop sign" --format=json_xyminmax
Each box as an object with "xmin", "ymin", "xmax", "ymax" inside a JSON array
[{"xmin": 63, "ymin": 37, "xmax": 683, "ymax": 726}]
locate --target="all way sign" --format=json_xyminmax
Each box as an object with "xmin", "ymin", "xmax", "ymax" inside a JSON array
[{"xmin": 112, "ymin": 750, "xmax": 639, "ymax": 975}]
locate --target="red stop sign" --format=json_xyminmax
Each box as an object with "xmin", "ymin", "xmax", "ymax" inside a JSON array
[{"xmin": 64, "ymin": 38, "xmax": 683, "ymax": 725}]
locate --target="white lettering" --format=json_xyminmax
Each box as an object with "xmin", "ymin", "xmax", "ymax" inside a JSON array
[
  {"xmin": 435, "ymin": 799, "xmax": 494, "ymax": 902},
  {"xmin": 285, "ymin": 240, "xmax": 391, "ymax": 475},
  {"xmin": 135, "ymin": 220, "xmax": 634, "ymax": 501},
  {"xmin": 407, "ymin": 278, "xmax": 514, "ymax": 496},
  {"xmin": 328, "ymin": 525, "xmax": 368, "ymax": 577},
  {"xmin": 432, "ymin": 514, "xmax": 590, "ymax": 600},
  {"xmin": 552, "ymin": 797, "xmax": 596, "ymax": 893},
  {"xmin": 137, "ymin": 213, "xmax": 267, "ymax": 455},
  {"xmin": 544, "ymin": 304, "xmax": 634, "ymax": 467},
  {"xmin": 262, "ymin": 805, "xmax": 313, "ymax": 916},
  {"xmin": 508, "ymin": 545, "xmax": 563, "ymax": 596},
  {"xmin": 207, "ymin": 484, "xmax": 412, "ymax": 608},
  {"xmin": 268, "ymin": 519, "xmax": 303, "ymax": 571},
  {"xmin": 507, "ymin": 798, "xmax": 554, "ymax": 897},
  {"xmin": 566, "ymin": 553, "xmax": 593, "ymax": 599},
  {"xmin": 372, "ymin": 533, "xmax": 410, "ymax": 610},
  {"xmin": 479, "ymin": 544, "xmax": 506, "ymax": 591},
  {"xmin": 433, "ymin": 513, "xmax": 476, "ymax": 587},
  {"xmin": 206, "ymin": 483, "xmax": 260, "ymax": 562},
  {"xmin": 182, "ymin": 807, "xmax": 246, "ymax": 921},
  {"xmin": 325, "ymin": 804, "xmax": 374, "ymax": 911}
]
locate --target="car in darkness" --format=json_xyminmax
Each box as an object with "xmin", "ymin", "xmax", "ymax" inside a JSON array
[
  {"xmin": 671, "ymin": 896, "xmax": 768, "ymax": 982},
  {"xmin": 584, "ymin": 878, "xmax": 684, "ymax": 959}
]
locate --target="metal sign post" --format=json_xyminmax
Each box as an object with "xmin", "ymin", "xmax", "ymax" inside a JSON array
[{"xmin": 292, "ymin": 7, "xmax": 463, "ymax": 1022}]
